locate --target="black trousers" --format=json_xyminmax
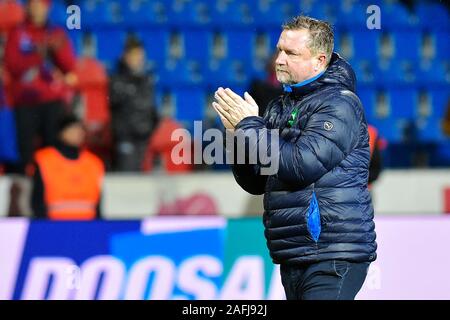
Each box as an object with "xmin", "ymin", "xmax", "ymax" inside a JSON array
[
  {"xmin": 11, "ymin": 101, "xmax": 64, "ymax": 173},
  {"xmin": 280, "ymin": 260, "xmax": 370, "ymax": 300}
]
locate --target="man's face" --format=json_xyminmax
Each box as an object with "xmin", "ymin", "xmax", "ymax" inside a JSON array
[
  {"xmin": 27, "ymin": 0, "xmax": 50, "ymax": 27},
  {"xmin": 61, "ymin": 123, "xmax": 86, "ymax": 148},
  {"xmin": 124, "ymin": 47, "xmax": 145, "ymax": 74},
  {"xmin": 275, "ymin": 29, "xmax": 321, "ymax": 85}
]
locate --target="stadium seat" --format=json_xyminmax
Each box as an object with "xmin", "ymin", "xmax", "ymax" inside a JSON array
[
  {"xmin": 392, "ymin": 31, "xmax": 422, "ymax": 61},
  {"xmin": 434, "ymin": 32, "xmax": 450, "ymax": 60},
  {"xmin": 135, "ymin": 29, "xmax": 170, "ymax": 67},
  {"xmin": 252, "ymin": 0, "xmax": 299, "ymax": 27},
  {"xmin": 205, "ymin": 59, "xmax": 250, "ymax": 88},
  {"xmin": 417, "ymin": 60, "xmax": 449, "ymax": 86},
  {"xmin": 119, "ymin": 0, "xmax": 162, "ymax": 27},
  {"xmin": 415, "ymin": 89, "xmax": 449, "ymax": 143},
  {"xmin": 210, "ymin": 0, "xmax": 254, "ymax": 27},
  {"xmin": 66, "ymin": 30, "xmax": 84, "ymax": 56},
  {"xmin": 376, "ymin": 59, "xmax": 416, "ymax": 86},
  {"xmin": 48, "ymin": 0, "xmax": 67, "ymax": 26},
  {"xmin": 74, "ymin": 57, "xmax": 110, "ymax": 124},
  {"xmin": 172, "ymin": 88, "xmax": 206, "ymax": 130},
  {"xmin": 93, "ymin": 29, "xmax": 127, "ymax": 70},
  {"xmin": 416, "ymin": 3, "xmax": 450, "ymax": 30},
  {"xmin": 79, "ymin": 0, "xmax": 119, "ymax": 27},
  {"xmin": 335, "ymin": 0, "xmax": 370, "ymax": 29},
  {"xmin": 223, "ymin": 30, "xmax": 255, "ymax": 62},
  {"xmin": 349, "ymin": 31, "xmax": 381, "ymax": 61},
  {"xmin": 382, "ymin": 2, "xmax": 419, "ymax": 30},
  {"xmin": 158, "ymin": 59, "xmax": 204, "ymax": 88},
  {"xmin": 182, "ymin": 30, "xmax": 213, "ymax": 61},
  {"xmin": 169, "ymin": 0, "xmax": 212, "ymax": 26}
]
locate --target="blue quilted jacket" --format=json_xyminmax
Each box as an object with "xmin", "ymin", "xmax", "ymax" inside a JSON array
[{"xmin": 231, "ymin": 53, "xmax": 377, "ymax": 265}]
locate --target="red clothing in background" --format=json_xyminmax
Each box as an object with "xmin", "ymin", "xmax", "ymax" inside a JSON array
[{"xmin": 4, "ymin": 20, "xmax": 76, "ymax": 106}]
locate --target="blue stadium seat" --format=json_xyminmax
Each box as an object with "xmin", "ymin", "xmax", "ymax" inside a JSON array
[
  {"xmin": 434, "ymin": 32, "xmax": 450, "ymax": 60},
  {"xmin": 335, "ymin": 1, "xmax": 370, "ymax": 29},
  {"xmin": 66, "ymin": 30, "xmax": 84, "ymax": 56},
  {"xmin": 136, "ymin": 29, "xmax": 170, "ymax": 67},
  {"xmin": 415, "ymin": 89, "xmax": 449, "ymax": 143},
  {"xmin": 210, "ymin": 0, "xmax": 254, "ymax": 27},
  {"xmin": 173, "ymin": 88, "xmax": 206, "ymax": 126},
  {"xmin": 169, "ymin": 0, "xmax": 211, "ymax": 26},
  {"xmin": 417, "ymin": 60, "xmax": 449, "ymax": 86},
  {"xmin": 389, "ymin": 89, "xmax": 417, "ymax": 119},
  {"xmin": 376, "ymin": 59, "xmax": 416, "ymax": 86},
  {"xmin": 350, "ymin": 31, "xmax": 381, "ymax": 61},
  {"xmin": 382, "ymin": 2, "xmax": 419, "ymax": 30},
  {"xmin": 252, "ymin": 0, "xmax": 299, "ymax": 28},
  {"xmin": 93, "ymin": 29, "xmax": 127, "ymax": 69},
  {"xmin": 183, "ymin": 30, "xmax": 212, "ymax": 61},
  {"xmin": 392, "ymin": 31, "xmax": 422, "ymax": 61},
  {"xmin": 353, "ymin": 60, "xmax": 376, "ymax": 86},
  {"xmin": 79, "ymin": 0, "xmax": 119, "ymax": 27},
  {"xmin": 224, "ymin": 30, "xmax": 255, "ymax": 62},
  {"xmin": 416, "ymin": 3, "xmax": 450, "ymax": 30},
  {"xmin": 119, "ymin": 0, "xmax": 168, "ymax": 26},
  {"xmin": 357, "ymin": 87, "xmax": 376, "ymax": 122},
  {"xmin": 158, "ymin": 59, "xmax": 204, "ymax": 88},
  {"xmin": 48, "ymin": 0, "xmax": 68, "ymax": 26},
  {"xmin": 361, "ymin": 88, "xmax": 416, "ymax": 143},
  {"xmin": 205, "ymin": 59, "xmax": 251, "ymax": 88}
]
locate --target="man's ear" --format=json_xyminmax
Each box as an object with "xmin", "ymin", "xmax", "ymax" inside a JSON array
[{"xmin": 317, "ymin": 53, "xmax": 328, "ymax": 69}]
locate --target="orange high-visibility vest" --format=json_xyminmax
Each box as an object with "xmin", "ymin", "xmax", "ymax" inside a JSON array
[
  {"xmin": 35, "ymin": 147, "xmax": 104, "ymax": 220},
  {"xmin": 368, "ymin": 125, "xmax": 378, "ymax": 158}
]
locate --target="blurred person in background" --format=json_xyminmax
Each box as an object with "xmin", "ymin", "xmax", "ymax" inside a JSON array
[
  {"xmin": 213, "ymin": 16, "xmax": 376, "ymax": 300},
  {"xmin": 3, "ymin": 0, "xmax": 77, "ymax": 174},
  {"xmin": 110, "ymin": 35, "xmax": 159, "ymax": 172},
  {"xmin": 444, "ymin": 99, "xmax": 450, "ymax": 138},
  {"xmin": 248, "ymin": 51, "xmax": 283, "ymax": 117},
  {"xmin": 31, "ymin": 114, "xmax": 104, "ymax": 220},
  {"xmin": 368, "ymin": 124, "xmax": 383, "ymax": 186}
]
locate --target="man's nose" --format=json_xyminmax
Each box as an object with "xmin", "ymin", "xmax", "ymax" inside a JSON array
[{"xmin": 275, "ymin": 51, "xmax": 286, "ymax": 65}]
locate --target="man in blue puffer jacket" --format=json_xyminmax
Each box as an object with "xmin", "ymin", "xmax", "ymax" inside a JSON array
[{"xmin": 212, "ymin": 16, "xmax": 377, "ymax": 300}]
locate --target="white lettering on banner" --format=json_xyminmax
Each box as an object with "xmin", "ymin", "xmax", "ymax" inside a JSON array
[
  {"xmin": 66, "ymin": 265, "xmax": 82, "ymax": 291},
  {"xmin": 75, "ymin": 256, "xmax": 125, "ymax": 300},
  {"xmin": 220, "ymin": 256, "xmax": 265, "ymax": 300},
  {"xmin": 124, "ymin": 256, "xmax": 176, "ymax": 300},
  {"xmin": 0, "ymin": 219, "xmax": 29, "ymax": 300},
  {"xmin": 22, "ymin": 258, "xmax": 76, "ymax": 300},
  {"xmin": 364, "ymin": 264, "xmax": 382, "ymax": 291},
  {"xmin": 267, "ymin": 265, "xmax": 286, "ymax": 300},
  {"xmin": 177, "ymin": 255, "xmax": 222, "ymax": 300},
  {"xmin": 15, "ymin": 254, "xmax": 281, "ymax": 300}
]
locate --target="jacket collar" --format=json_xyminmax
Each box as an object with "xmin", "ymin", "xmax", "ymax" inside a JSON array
[{"xmin": 284, "ymin": 52, "xmax": 357, "ymax": 98}]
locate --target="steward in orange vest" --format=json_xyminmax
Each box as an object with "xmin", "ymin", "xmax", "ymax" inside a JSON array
[{"xmin": 31, "ymin": 115, "xmax": 104, "ymax": 219}]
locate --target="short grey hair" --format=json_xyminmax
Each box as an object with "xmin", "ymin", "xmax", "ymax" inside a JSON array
[{"xmin": 282, "ymin": 15, "xmax": 334, "ymax": 65}]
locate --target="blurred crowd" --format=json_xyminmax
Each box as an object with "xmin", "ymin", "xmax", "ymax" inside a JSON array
[
  {"xmin": 0, "ymin": 0, "xmax": 216, "ymax": 177},
  {"xmin": 0, "ymin": 0, "xmax": 448, "ymax": 219}
]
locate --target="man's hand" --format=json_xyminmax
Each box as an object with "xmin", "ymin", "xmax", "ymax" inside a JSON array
[{"xmin": 212, "ymin": 87, "xmax": 259, "ymax": 129}]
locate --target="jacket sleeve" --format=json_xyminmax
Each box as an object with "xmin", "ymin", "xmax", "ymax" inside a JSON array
[
  {"xmin": 4, "ymin": 28, "xmax": 42, "ymax": 79},
  {"xmin": 235, "ymin": 96, "xmax": 361, "ymax": 187},
  {"xmin": 49, "ymin": 28, "xmax": 76, "ymax": 74},
  {"xmin": 226, "ymin": 128, "xmax": 268, "ymax": 195},
  {"xmin": 231, "ymin": 163, "xmax": 268, "ymax": 195}
]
